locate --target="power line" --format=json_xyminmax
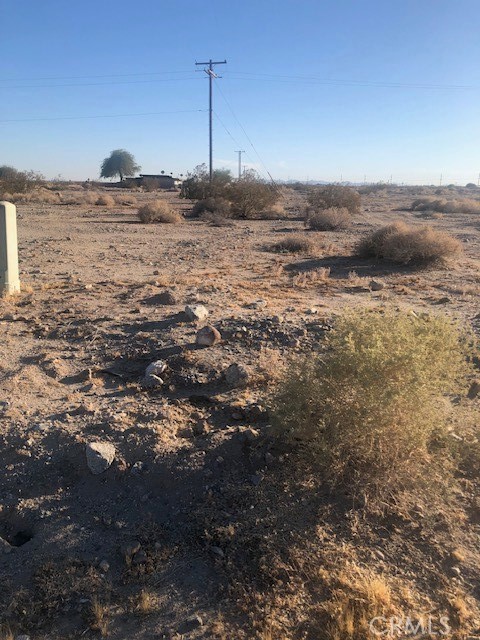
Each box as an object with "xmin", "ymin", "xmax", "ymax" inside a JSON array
[
  {"xmin": 2, "ymin": 77, "xmax": 201, "ymax": 90},
  {"xmin": 0, "ymin": 70, "xmax": 195, "ymax": 83},
  {"xmin": 225, "ymin": 71, "xmax": 480, "ymax": 91},
  {"xmin": 214, "ymin": 79, "xmax": 277, "ymax": 187},
  {"xmin": 0, "ymin": 109, "xmax": 207, "ymax": 123}
]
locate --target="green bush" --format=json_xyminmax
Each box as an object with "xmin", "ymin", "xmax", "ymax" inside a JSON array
[
  {"xmin": 0, "ymin": 165, "xmax": 45, "ymax": 197},
  {"xmin": 271, "ymin": 309, "xmax": 471, "ymax": 502},
  {"xmin": 226, "ymin": 171, "xmax": 279, "ymax": 219},
  {"xmin": 181, "ymin": 164, "xmax": 232, "ymax": 200}
]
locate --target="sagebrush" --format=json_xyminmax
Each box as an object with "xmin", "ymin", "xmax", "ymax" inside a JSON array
[
  {"xmin": 357, "ymin": 221, "xmax": 461, "ymax": 265},
  {"xmin": 138, "ymin": 201, "xmax": 182, "ymax": 224},
  {"xmin": 306, "ymin": 206, "xmax": 351, "ymax": 230},
  {"xmin": 307, "ymin": 185, "xmax": 361, "ymax": 216}
]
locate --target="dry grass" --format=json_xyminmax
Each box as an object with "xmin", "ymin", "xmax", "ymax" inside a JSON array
[
  {"xmin": 138, "ymin": 200, "xmax": 183, "ymax": 224},
  {"xmin": 271, "ymin": 308, "xmax": 471, "ymax": 504},
  {"xmin": 89, "ymin": 597, "xmax": 110, "ymax": 636},
  {"xmin": 95, "ymin": 194, "xmax": 116, "ymax": 207},
  {"xmin": 269, "ymin": 234, "xmax": 316, "ymax": 254},
  {"xmin": 117, "ymin": 193, "xmax": 137, "ymax": 206},
  {"xmin": 356, "ymin": 221, "xmax": 462, "ymax": 265},
  {"xmin": 306, "ymin": 207, "xmax": 351, "ymax": 230},
  {"xmin": 130, "ymin": 589, "xmax": 159, "ymax": 615},
  {"xmin": 412, "ymin": 197, "xmax": 480, "ymax": 214},
  {"xmin": 326, "ymin": 565, "xmax": 395, "ymax": 639},
  {"xmin": 192, "ymin": 196, "xmax": 231, "ymax": 218}
]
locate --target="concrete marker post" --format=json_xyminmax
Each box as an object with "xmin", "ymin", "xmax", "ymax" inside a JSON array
[{"xmin": 0, "ymin": 201, "xmax": 20, "ymax": 295}]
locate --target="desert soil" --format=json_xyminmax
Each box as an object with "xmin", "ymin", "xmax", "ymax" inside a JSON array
[{"xmin": 0, "ymin": 185, "xmax": 479, "ymax": 639}]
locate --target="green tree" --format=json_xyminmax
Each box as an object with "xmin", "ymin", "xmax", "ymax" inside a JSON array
[{"xmin": 100, "ymin": 149, "xmax": 140, "ymax": 181}]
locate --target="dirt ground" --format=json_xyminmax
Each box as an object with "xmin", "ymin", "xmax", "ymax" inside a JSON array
[{"xmin": 0, "ymin": 185, "xmax": 479, "ymax": 639}]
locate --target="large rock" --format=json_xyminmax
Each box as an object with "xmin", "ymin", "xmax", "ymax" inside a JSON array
[
  {"xmin": 196, "ymin": 325, "xmax": 221, "ymax": 346},
  {"xmin": 185, "ymin": 305, "xmax": 209, "ymax": 322},
  {"xmin": 86, "ymin": 442, "xmax": 115, "ymax": 475},
  {"xmin": 369, "ymin": 279, "xmax": 386, "ymax": 291}
]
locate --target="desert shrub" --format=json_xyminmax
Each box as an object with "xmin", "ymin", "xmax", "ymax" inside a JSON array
[
  {"xmin": 181, "ymin": 164, "xmax": 232, "ymax": 200},
  {"xmin": 270, "ymin": 234, "xmax": 315, "ymax": 254},
  {"xmin": 307, "ymin": 184, "xmax": 361, "ymax": 216},
  {"xmin": 465, "ymin": 183, "xmax": 477, "ymax": 189},
  {"xmin": 138, "ymin": 200, "xmax": 182, "ymax": 224},
  {"xmin": 226, "ymin": 171, "xmax": 279, "ymax": 219},
  {"xmin": 256, "ymin": 201, "xmax": 289, "ymax": 219},
  {"xmin": 95, "ymin": 194, "xmax": 115, "ymax": 207},
  {"xmin": 192, "ymin": 196, "xmax": 231, "ymax": 218},
  {"xmin": 356, "ymin": 221, "xmax": 461, "ymax": 265},
  {"xmin": 357, "ymin": 183, "xmax": 388, "ymax": 195},
  {"xmin": 306, "ymin": 206, "xmax": 351, "ymax": 230},
  {"xmin": 0, "ymin": 166, "xmax": 45, "ymax": 198},
  {"xmin": 411, "ymin": 197, "xmax": 480, "ymax": 214},
  {"xmin": 118, "ymin": 194, "xmax": 137, "ymax": 206},
  {"xmin": 271, "ymin": 309, "xmax": 471, "ymax": 502}
]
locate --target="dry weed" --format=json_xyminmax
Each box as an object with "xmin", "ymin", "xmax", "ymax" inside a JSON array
[
  {"xmin": 269, "ymin": 234, "xmax": 316, "ymax": 254},
  {"xmin": 306, "ymin": 207, "xmax": 351, "ymax": 230},
  {"xmin": 138, "ymin": 201, "xmax": 183, "ymax": 224}
]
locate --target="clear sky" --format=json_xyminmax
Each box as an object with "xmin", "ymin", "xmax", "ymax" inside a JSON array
[{"xmin": 2, "ymin": 0, "xmax": 480, "ymax": 184}]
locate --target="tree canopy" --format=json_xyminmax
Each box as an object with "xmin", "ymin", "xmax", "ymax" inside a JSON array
[{"xmin": 100, "ymin": 149, "xmax": 140, "ymax": 181}]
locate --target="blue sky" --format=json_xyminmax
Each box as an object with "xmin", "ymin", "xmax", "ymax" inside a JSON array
[{"xmin": 2, "ymin": 0, "xmax": 480, "ymax": 184}]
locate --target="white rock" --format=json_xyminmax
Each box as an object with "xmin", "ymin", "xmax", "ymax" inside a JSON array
[
  {"xmin": 185, "ymin": 304, "xmax": 209, "ymax": 322},
  {"xmin": 143, "ymin": 360, "xmax": 167, "ymax": 388},
  {"xmin": 86, "ymin": 442, "xmax": 115, "ymax": 475}
]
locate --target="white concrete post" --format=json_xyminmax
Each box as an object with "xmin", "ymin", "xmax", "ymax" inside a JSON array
[{"xmin": 0, "ymin": 202, "xmax": 20, "ymax": 295}]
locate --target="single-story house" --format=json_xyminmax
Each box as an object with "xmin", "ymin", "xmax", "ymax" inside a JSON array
[{"xmin": 128, "ymin": 174, "xmax": 183, "ymax": 189}]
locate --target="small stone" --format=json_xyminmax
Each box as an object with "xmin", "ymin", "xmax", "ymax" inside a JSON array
[
  {"xmin": 196, "ymin": 325, "xmax": 221, "ymax": 346},
  {"xmin": 16, "ymin": 636, "xmax": 31, "ymax": 640},
  {"xmin": 130, "ymin": 461, "xmax": 146, "ymax": 475},
  {"xmin": 250, "ymin": 474, "xmax": 263, "ymax": 486},
  {"xmin": 242, "ymin": 427, "xmax": 260, "ymax": 444},
  {"xmin": 369, "ymin": 279, "xmax": 385, "ymax": 291},
  {"xmin": 143, "ymin": 360, "xmax": 167, "ymax": 388},
  {"xmin": 271, "ymin": 315, "xmax": 284, "ymax": 324},
  {"xmin": 249, "ymin": 299, "xmax": 267, "ymax": 309},
  {"xmin": 468, "ymin": 380, "xmax": 480, "ymax": 400},
  {"xmin": 185, "ymin": 304, "xmax": 209, "ymax": 322},
  {"xmin": 192, "ymin": 421, "xmax": 210, "ymax": 436},
  {"xmin": 133, "ymin": 549, "xmax": 148, "ymax": 565},
  {"xmin": 306, "ymin": 307, "xmax": 318, "ymax": 315},
  {"xmin": 265, "ymin": 452, "xmax": 274, "ymax": 464},
  {"xmin": 225, "ymin": 363, "xmax": 249, "ymax": 387},
  {"xmin": 183, "ymin": 615, "xmax": 203, "ymax": 631},
  {"xmin": 157, "ymin": 290, "xmax": 177, "ymax": 305},
  {"xmin": 211, "ymin": 546, "xmax": 224, "ymax": 558},
  {"xmin": 85, "ymin": 442, "xmax": 115, "ymax": 475},
  {"xmin": 452, "ymin": 566, "xmax": 462, "ymax": 577},
  {"xmin": 99, "ymin": 560, "xmax": 110, "ymax": 573},
  {"xmin": 0, "ymin": 536, "xmax": 12, "ymax": 555},
  {"xmin": 121, "ymin": 541, "xmax": 141, "ymax": 558}
]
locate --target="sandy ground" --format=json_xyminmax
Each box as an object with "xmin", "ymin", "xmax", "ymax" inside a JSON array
[{"xmin": 0, "ymin": 185, "xmax": 479, "ymax": 638}]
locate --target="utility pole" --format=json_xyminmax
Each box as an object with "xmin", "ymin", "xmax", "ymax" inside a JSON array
[
  {"xmin": 235, "ymin": 150, "xmax": 245, "ymax": 179},
  {"xmin": 195, "ymin": 59, "xmax": 227, "ymax": 182}
]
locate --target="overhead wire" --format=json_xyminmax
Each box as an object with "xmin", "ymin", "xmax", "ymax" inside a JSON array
[{"xmin": 0, "ymin": 109, "xmax": 207, "ymax": 123}]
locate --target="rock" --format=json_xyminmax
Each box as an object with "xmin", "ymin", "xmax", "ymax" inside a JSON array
[
  {"xmin": 182, "ymin": 615, "xmax": 203, "ymax": 632},
  {"xmin": 192, "ymin": 421, "xmax": 210, "ymax": 436},
  {"xmin": 85, "ymin": 442, "xmax": 115, "ymax": 475},
  {"xmin": 369, "ymin": 279, "xmax": 385, "ymax": 291},
  {"xmin": 130, "ymin": 461, "xmax": 146, "ymax": 476},
  {"xmin": 121, "ymin": 541, "xmax": 141, "ymax": 559},
  {"xmin": 132, "ymin": 549, "xmax": 148, "ymax": 565},
  {"xmin": 468, "ymin": 380, "xmax": 480, "ymax": 399},
  {"xmin": 157, "ymin": 290, "xmax": 177, "ymax": 305},
  {"xmin": 99, "ymin": 560, "xmax": 110, "ymax": 573},
  {"xmin": 0, "ymin": 536, "xmax": 12, "ymax": 555},
  {"xmin": 196, "ymin": 325, "xmax": 221, "ymax": 346},
  {"xmin": 452, "ymin": 566, "xmax": 462, "ymax": 577},
  {"xmin": 185, "ymin": 304, "xmax": 209, "ymax": 322},
  {"xmin": 225, "ymin": 363, "xmax": 249, "ymax": 387},
  {"xmin": 143, "ymin": 360, "xmax": 167, "ymax": 388},
  {"xmin": 248, "ymin": 299, "xmax": 267, "ymax": 309},
  {"xmin": 211, "ymin": 546, "xmax": 224, "ymax": 558},
  {"xmin": 306, "ymin": 307, "xmax": 318, "ymax": 315},
  {"xmin": 242, "ymin": 427, "xmax": 260, "ymax": 444},
  {"xmin": 16, "ymin": 636, "xmax": 31, "ymax": 640}
]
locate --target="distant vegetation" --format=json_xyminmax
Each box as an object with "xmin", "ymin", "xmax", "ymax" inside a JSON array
[
  {"xmin": 0, "ymin": 165, "xmax": 45, "ymax": 198},
  {"xmin": 307, "ymin": 184, "xmax": 361, "ymax": 216},
  {"xmin": 181, "ymin": 163, "xmax": 279, "ymax": 219},
  {"xmin": 100, "ymin": 149, "xmax": 140, "ymax": 182},
  {"xmin": 411, "ymin": 196, "xmax": 480, "ymax": 214}
]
